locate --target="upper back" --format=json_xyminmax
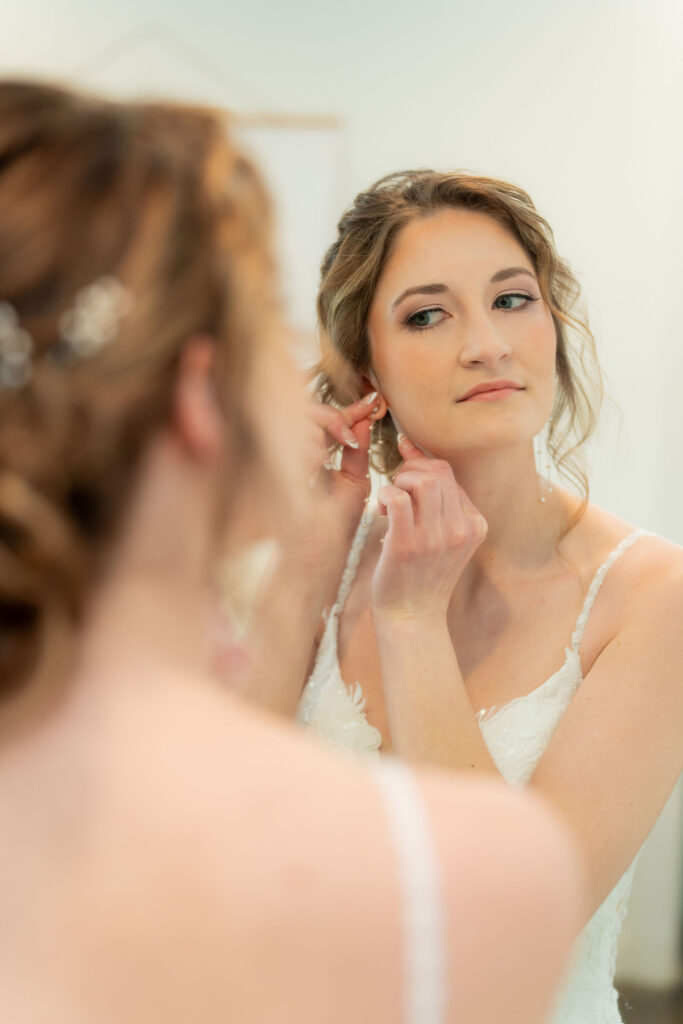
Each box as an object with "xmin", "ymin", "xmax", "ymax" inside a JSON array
[{"xmin": 0, "ymin": 661, "xmax": 583, "ymax": 1024}]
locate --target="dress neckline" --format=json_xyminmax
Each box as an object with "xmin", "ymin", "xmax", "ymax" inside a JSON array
[{"xmin": 328, "ymin": 512, "xmax": 653, "ymax": 725}]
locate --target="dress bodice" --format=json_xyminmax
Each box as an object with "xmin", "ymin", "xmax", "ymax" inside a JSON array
[{"xmin": 297, "ymin": 512, "xmax": 654, "ymax": 1023}]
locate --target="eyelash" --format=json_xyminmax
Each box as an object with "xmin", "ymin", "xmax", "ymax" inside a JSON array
[{"xmin": 403, "ymin": 293, "xmax": 540, "ymax": 331}]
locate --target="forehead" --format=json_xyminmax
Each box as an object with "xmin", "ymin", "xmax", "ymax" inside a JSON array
[{"xmin": 378, "ymin": 207, "xmax": 532, "ymax": 292}]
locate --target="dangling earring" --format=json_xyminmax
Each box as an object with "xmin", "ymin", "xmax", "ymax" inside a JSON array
[
  {"xmin": 361, "ymin": 468, "xmax": 372, "ymax": 527},
  {"xmin": 361, "ymin": 404, "xmax": 383, "ymax": 527},
  {"xmin": 537, "ymin": 416, "xmax": 554, "ymax": 503}
]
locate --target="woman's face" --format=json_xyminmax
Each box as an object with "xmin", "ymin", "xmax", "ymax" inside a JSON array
[{"xmin": 367, "ymin": 208, "xmax": 557, "ymax": 458}]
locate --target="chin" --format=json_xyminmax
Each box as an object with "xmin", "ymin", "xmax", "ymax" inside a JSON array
[{"xmin": 434, "ymin": 427, "xmax": 536, "ymax": 457}]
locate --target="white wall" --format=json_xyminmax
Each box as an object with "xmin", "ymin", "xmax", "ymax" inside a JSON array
[
  {"xmin": 4, "ymin": 0, "xmax": 681, "ymax": 533},
  {"xmin": 3, "ymin": 0, "xmax": 681, "ymax": 985}
]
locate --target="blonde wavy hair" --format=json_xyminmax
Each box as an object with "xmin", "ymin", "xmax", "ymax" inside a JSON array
[
  {"xmin": 0, "ymin": 81, "xmax": 275, "ymax": 694},
  {"xmin": 313, "ymin": 169, "xmax": 603, "ymax": 491}
]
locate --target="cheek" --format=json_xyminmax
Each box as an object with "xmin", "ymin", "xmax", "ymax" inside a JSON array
[
  {"xmin": 529, "ymin": 317, "xmax": 558, "ymax": 417},
  {"xmin": 522, "ymin": 310, "xmax": 557, "ymax": 374},
  {"xmin": 373, "ymin": 333, "xmax": 448, "ymax": 404},
  {"xmin": 379, "ymin": 362, "xmax": 444, "ymax": 424}
]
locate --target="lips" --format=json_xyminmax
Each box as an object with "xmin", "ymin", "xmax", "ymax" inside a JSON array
[{"xmin": 458, "ymin": 380, "xmax": 524, "ymax": 402}]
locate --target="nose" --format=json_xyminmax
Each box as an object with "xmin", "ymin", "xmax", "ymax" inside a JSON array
[{"xmin": 457, "ymin": 309, "xmax": 513, "ymax": 368}]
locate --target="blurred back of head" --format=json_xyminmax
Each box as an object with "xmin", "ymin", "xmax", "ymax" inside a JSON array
[{"xmin": 0, "ymin": 79, "xmax": 277, "ymax": 695}]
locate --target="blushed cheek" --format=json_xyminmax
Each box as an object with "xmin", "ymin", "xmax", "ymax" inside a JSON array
[
  {"xmin": 373, "ymin": 333, "xmax": 441, "ymax": 402},
  {"xmin": 534, "ymin": 322, "xmax": 558, "ymax": 415}
]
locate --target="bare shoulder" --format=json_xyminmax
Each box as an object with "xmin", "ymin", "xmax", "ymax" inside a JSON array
[
  {"xmin": 5, "ymin": 669, "xmax": 585, "ymax": 1023},
  {"xmin": 413, "ymin": 770, "xmax": 585, "ymax": 1021},
  {"xmin": 44, "ymin": 674, "xmax": 407, "ymax": 1022},
  {"xmin": 562, "ymin": 495, "xmax": 682, "ymax": 588},
  {"xmin": 563, "ymin": 497, "xmax": 683, "ymax": 638}
]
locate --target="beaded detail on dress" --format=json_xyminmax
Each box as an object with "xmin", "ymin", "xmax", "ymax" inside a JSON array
[{"xmin": 297, "ymin": 514, "xmax": 655, "ymax": 1024}]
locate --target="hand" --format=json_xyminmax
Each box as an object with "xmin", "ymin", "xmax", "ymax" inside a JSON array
[
  {"xmin": 283, "ymin": 391, "xmax": 385, "ymax": 604},
  {"xmin": 371, "ymin": 433, "xmax": 488, "ymax": 621}
]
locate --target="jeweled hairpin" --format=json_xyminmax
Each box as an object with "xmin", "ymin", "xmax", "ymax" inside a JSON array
[{"xmin": 0, "ymin": 275, "xmax": 134, "ymax": 389}]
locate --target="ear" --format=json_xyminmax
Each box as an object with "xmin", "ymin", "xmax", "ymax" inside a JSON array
[
  {"xmin": 360, "ymin": 369, "xmax": 388, "ymax": 421},
  {"xmin": 173, "ymin": 335, "xmax": 225, "ymax": 460}
]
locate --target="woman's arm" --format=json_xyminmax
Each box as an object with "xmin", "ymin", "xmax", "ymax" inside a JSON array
[
  {"xmin": 232, "ymin": 395, "xmax": 378, "ymax": 716},
  {"xmin": 528, "ymin": 550, "xmax": 683, "ymax": 918},
  {"xmin": 371, "ymin": 434, "xmax": 497, "ymax": 768},
  {"xmin": 373, "ymin": 610, "xmax": 499, "ymax": 772},
  {"xmin": 374, "ymin": 435, "xmax": 683, "ymax": 925},
  {"xmin": 233, "ymin": 551, "xmax": 332, "ymax": 716}
]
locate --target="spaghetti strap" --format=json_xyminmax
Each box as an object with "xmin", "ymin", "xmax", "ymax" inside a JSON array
[
  {"xmin": 570, "ymin": 528, "xmax": 655, "ymax": 652},
  {"xmin": 312, "ymin": 512, "xmax": 374, "ymax": 667},
  {"xmin": 328, "ymin": 512, "xmax": 373, "ymax": 619},
  {"xmin": 369, "ymin": 757, "xmax": 446, "ymax": 1024}
]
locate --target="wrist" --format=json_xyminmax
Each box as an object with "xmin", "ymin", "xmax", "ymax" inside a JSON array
[{"xmin": 371, "ymin": 605, "xmax": 449, "ymax": 632}]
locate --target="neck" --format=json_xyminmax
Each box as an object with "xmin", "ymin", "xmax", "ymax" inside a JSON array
[
  {"xmin": 79, "ymin": 430, "xmax": 220, "ymax": 688},
  {"xmin": 445, "ymin": 441, "xmax": 574, "ymax": 578},
  {"xmin": 1, "ymin": 430, "xmax": 227, "ymax": 739}
]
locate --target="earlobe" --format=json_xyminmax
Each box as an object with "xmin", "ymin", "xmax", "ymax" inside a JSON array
[
  {"xmin": 173, "ymin": 335, "xmax": 225, "ymax": 460},
  {"xmin": 362, "ymin": 370, "xmax": 388, "ymax": 420}
]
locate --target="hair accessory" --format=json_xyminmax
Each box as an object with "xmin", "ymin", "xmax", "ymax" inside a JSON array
[
  {"xmin": 54, "ymin": 276, "xmax": 134, "ymax": 363},
  {"xmin": 0, "ymin": 303, "xmax": 34, "ymax": 389},
  {"xmin": 0, "ymin": 276, "xmax": 133, "ymax": 389}
]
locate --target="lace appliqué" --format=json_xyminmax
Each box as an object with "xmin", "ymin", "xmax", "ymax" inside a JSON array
[
  {"xmin": 296, "ymin": 516, "xmax": 382, "ymax": 757},
  {"xmin": 298, "ymin": 523, "xmax": 656, "ymax": 1023}
]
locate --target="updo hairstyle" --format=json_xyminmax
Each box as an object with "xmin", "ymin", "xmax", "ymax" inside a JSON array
[
  {"xmin": 313, "ymin": 169, "xmax": 602, "ymax": 491},
  {"xmin": 0, "ymin": 80, "xmax": 274, "ymax": 694}
]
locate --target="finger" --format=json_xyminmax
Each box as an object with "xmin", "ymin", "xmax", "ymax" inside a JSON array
[
  {"xmin": 344, "ymin": 391, "xmax": 384, "ymax": 427},
  {"xmin": 457, "ymin": 484, "xmax": 488, "ymax": 541},
  {"xmin": 308, "ymin": 403, "xmax": 364, "ymax": 450},
  {"xmin": 395, "ymin": 435, "xmax": 440, "ymax": 475},
  {"xmin": 336, "ymin": 417, "xmax": 372, "ymax": 487},
  {"xmin": 391, "ymin": 470, "xmax": 443, "ymax": 536},
  {"xmin": 377, "ymin": 484, "xmax": 415, "ymax": 547},
  {"xmin": 397, "ymin": 432, "xmax": 427, "ymax": 462},
  {"xmin": 395, "ymin": 450, "xmax": 469, "ymax": 540}
]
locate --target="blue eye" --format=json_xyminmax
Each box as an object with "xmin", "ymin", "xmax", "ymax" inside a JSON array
[
  {"xmin": 494, "ymin": 293, "xmax": 538, "ymax": 311},
  {"xmin": 404, "ymin": 307, "xmax": 447, "ymax": 330}
]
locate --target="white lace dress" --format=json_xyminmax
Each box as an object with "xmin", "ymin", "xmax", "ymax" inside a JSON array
[{"xmin": 297, "ymin": 514, "xmax": 654, "ymax": 1024}]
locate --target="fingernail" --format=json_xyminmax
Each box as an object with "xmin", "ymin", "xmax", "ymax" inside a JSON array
[
  {"xmin": 362, "ymin": 391, "xmax": 378, "ymax": 405},
  {"xmin": 397, "ymin": 432, "xmax": 407, "ymax": 446},
  {"xmin": 343, "ymin": 428, "xmax": 359, "ymax": 449}
]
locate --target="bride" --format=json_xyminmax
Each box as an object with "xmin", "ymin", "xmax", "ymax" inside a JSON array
[
  {"xmin": 0, "ymin": 84, "xmax": 584, "ymax": 1023},
  {"xmin": 248, "ymin": 170, "xmax": 683, "ymax": 1022}
]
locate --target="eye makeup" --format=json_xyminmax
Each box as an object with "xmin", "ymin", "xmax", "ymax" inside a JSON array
[{"xmin": 401, "ymin": 292, "xmax": 540, "ymax": 331}]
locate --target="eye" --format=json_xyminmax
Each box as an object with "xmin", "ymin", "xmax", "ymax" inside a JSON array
[
  {"xmin": 404, "ymin": 307, "xmax": 448, "ymax": 330},
  {"xmin": 494, "ymin": 292, "xmax": 539, "ymax": 311}
]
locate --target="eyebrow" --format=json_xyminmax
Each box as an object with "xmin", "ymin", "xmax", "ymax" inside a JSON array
[
  {"xmin": 489, "ymin": 266, "xmax": 536, "ymax": 283},
  {"xmin": 390, "ymin": 267, "xmax": 537, "ymax": 310}
]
